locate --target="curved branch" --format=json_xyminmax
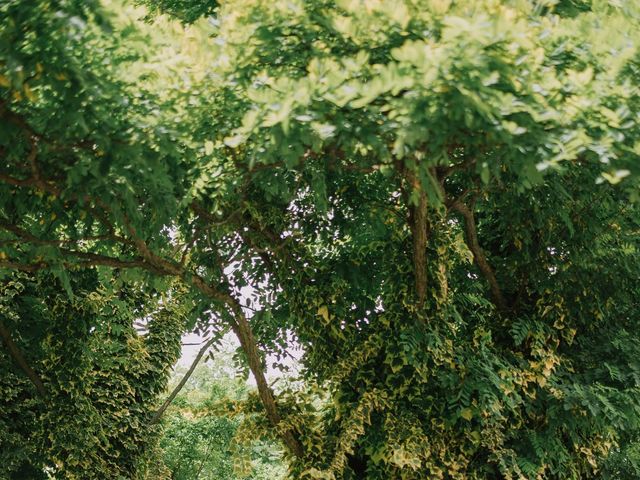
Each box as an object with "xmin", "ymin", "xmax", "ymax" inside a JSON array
[
  {"xmin": 449, "ymin": 199, "xmax": 507, "ymax": 312},
  {"xmin": 0, "ymin": 319, "xmax": 47, "ymax": 397},
  {"xmin": 150, "ymin": 336, "xmax": 218, "ymax": 424},
  {"xmin": 121, "ymin": 219, "xmax": 305, "ymax": 458}
]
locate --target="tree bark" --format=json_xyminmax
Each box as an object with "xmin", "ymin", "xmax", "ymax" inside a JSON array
[{"xmin": 226, "ymin": 300, "xmax": 304, "ymax": 458}]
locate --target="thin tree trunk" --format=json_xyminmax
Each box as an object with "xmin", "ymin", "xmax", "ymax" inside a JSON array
[{"xmin": 227, "ymin": 301, "xmax": 304, "ymax": 457}]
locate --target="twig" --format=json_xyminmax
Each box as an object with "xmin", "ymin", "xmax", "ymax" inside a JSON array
[
  {"xmin": 150, "ymin": 336, "xmax": 218, "ymax": 424},
  {"xmin": 439, "ymin": 156, "xmax": 476, "ymax": 178}
]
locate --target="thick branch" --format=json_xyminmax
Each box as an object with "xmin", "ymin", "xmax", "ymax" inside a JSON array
[
  {"xmin": 0, "ymin": 173, "xmax": 35, "ymax": 188},
  {"xmin": 0, "ymin": 261, "xmax": 46, "ymax": 272},
  {"xmin": 439, "ymin": 156, "xmax": 476, "ymax": 178},
  {"xmin": 0, "ymin": 219, "xmax": 128, "ymax": 247},
  {"xmin": 150, "ymin": 336, "xmax": 218, "ymax": 424},
  {"xmin": 0, "ymin": 255, "xmax": 151, "ymax": 272},
  {"xmin": 0, "ymin": 217, "xmax": 155, "ymax": 272},
  {"xmin": 226, "ymin": 299, "xmax": 304, "ymax": 458},
  {"xmin": 403, "ymin": 168, "xmax": 428, "ymax": 307},
  {"xmin": 449, "ymin": 199, "xmax": 507, "ymax": 312},
  {"xmin": 0, "ymin": 319, "xmax": 47, "ymax": 397},
  {"xmin": 0, "ymin": 173, "xmax": 60, "ymax": 195},
  {"xmin": 121, "ymin": 220, "xmax": 304, "ymax": 458},
  {"xmin": 0, "ymin": 112, "xmax": 304, "ymax": 457}
]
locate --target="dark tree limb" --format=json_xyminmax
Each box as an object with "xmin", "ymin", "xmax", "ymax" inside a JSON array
[
  {"xmin": 0, "ymin": 250, "xmax": 152, "ymax": 272},
  {"xmin": 0, "ymin": 261, "xmax": 46, "ymax": 272},
  {"xmin": 1, "ymin": 219, "xmax": 128, "ymax": 254},
  {"xmin": 150, "ymin": 336, "xmax": 218, "ymax": 424},
  {"xmin": 0, "ymin": 319, "xmax": 47, "ymax": 397},
  {"xmin": 225, "ymin": 297, "xmax": 304, "ymax": 458},
  {"xmin": 120, "ymin": 218, "xmax": 305, "ymax": 458},
  {"xmin": 449, "ymin": 199, "xmax": 507, "ymax": 312},
  {"xmin": 0, "ymin": 218, "xmax": 128, "ymax": 247},
  {"xmin": 401, "ymin": 166, "xmax": 429, "ymax": 307}
]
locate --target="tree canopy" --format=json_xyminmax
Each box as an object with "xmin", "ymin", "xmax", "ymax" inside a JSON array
[{"xmin": 1, "ymin": 0, "xmax": 640, "ymax": 478}]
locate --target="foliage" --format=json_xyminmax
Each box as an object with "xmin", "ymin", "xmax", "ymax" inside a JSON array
[
  {"xmin": 159, "ymin": 357, "xmax": 288, "ymax": 480},
  {"xmin": 0, "ymin": 272, "xmax": 185, "ymax": 479},
  {"xmin": 137, "ymin": 0, "xmax": 219, "ymax": 24},
  {"xmin": 598, "ymin": 436, "xmax": 640, "ymax": 479},
  {"xmin": 1, "ymin": 0, "xmax": 640, "ymax": 479}
]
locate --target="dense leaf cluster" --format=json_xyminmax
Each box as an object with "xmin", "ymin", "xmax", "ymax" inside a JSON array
[
  {"xmin": 0, "ymin": 273, "xmax": 185, "ymax": 478},
  {"xmin": 1, "ymin": 0, "xmax": 640, "ymax": 479},
  {"xmin": 160, "ymin": 359, "xmax": 288, "ymax": 480}
]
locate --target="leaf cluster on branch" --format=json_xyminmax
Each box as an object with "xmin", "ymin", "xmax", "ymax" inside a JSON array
[{"xmin": 2, "ymin": 0, "xmax": 640, "ymax": 478}]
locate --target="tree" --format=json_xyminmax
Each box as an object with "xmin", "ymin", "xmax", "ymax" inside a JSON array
[{"xmin": 1, "ymin": 0, "xmax": 640, "ymax": 478}]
